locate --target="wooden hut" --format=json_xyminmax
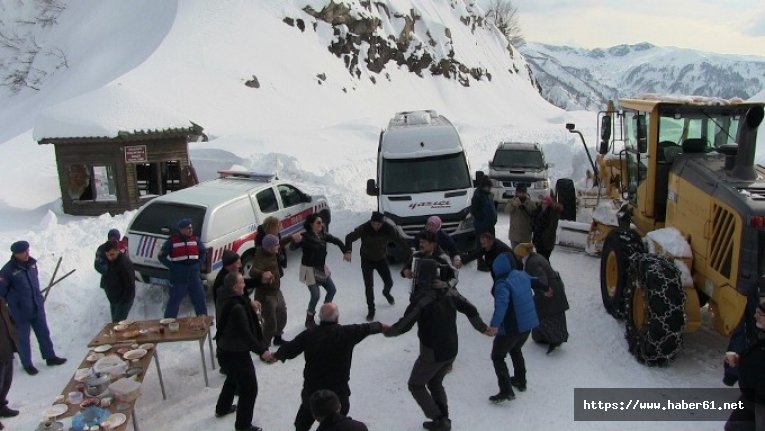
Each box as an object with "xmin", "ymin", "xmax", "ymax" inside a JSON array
[{"xmin": 34, "ymin": 84, "xmax": 204, "ymax": 216}]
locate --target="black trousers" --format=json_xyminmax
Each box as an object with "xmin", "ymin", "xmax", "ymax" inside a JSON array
[
  {"xmin": 295, "ymin": 387, "xmax": 349, "ymax": 431},
  {"xmin": 408, "ymin": 354, "xmax": 454, "ymax": 420},
  {"xmin": 361, "ymin": 258, "xmax": 393, "ymax": 311},
  {"xmin": 216, "ymin": 350, "xmax": 258, "ymax": 430},
  {"xmin": 536, "ymin": 247, "xmax": 553, "ymax": 261},
  {"xmin": 0, "ymin": 357, "xmax": 12, "ymax": 406},
  {"xmin": 491, "ymin": 331, "xmax": 530, "ymax": 393}
]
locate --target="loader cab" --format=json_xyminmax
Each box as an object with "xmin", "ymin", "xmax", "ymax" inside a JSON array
[{"xmin": 615, "ymin": 98, "xmax": 757, "ymax": 234}]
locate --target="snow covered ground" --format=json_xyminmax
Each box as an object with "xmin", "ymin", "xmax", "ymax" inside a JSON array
[{"xmin": 0, "ymin": 1, "xmax": 748, "ymax": 430}]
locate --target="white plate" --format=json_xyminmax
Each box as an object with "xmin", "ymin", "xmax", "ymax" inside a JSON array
[
  {"xmin": 44, "ymin": 403, "xmax": 68, "ymax": 418},
  {"xmin": 104, "ymin": 412, "xmax": 127, "ymax": 427},
  {"xmin": 86, "ymin": 352, "xmax": 104, "ymax": 362},
  {"xmin": 113, "ymin": 324, "xmax": 128, "ymax": 332},
  {"xmin": 159, "ymin": 318, "xmax": 176, "ymax": 325},
  {"xmin": 138, "ymin": 343, "xmax": 154, "ymax": 350},
  {"xmin": 118, "ymin": 320, "xmax": 133, "ymax": 325},
  {"xmin": 123, "ymin": 348, "xmax": 147, "ymax": 360},
  {"xmin": 74, "ymin": 367, "xmax": 90, "ymax": 382},
  {"xmin": 93, "ymin": 344, "xmax": 112, "ymax": 353}
]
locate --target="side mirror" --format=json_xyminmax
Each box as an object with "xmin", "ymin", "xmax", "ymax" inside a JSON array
[
  {"xmin": 302, "ymin": 193, "xmax": 312, "ymax": 203},
  {"xmin": 599, "ymin": 115, "xmax": 611, "ymax": 154},
  {"xmin": 475, "ymin": 171, "xmax": 485, "ymax": 185},
  {"xmin": 366, "ymin": 179, "xmax": 379, "ymax": 196}
]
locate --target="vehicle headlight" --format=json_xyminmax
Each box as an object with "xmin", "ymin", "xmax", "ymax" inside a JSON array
[
  {"xmin": 535, "ymin": 180, "xmax": 549, "ymax": 189},
  {"xmin": 458, "ymin": 215, "xmax": 474, "ymax": 231}
]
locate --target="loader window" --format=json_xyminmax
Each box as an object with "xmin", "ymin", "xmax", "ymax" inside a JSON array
[{"xmin": 624, "ymin": 111, "xmax": 648, "ymax": 204}]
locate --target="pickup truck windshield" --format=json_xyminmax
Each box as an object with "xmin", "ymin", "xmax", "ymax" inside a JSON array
[
  {"xmin": 492, "ymin": 150, "xmax": 544, "ymax": 169},
  {"xmin": 382, "ymin": 152, "xmax": 471, "ymax": 194}
]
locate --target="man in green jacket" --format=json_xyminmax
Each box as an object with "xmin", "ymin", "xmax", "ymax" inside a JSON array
[
  {"xmin": 344, "ymin": 211, "xmax": 411, "ymax": 321},
  {"xmin": 249, "ymin": 234, "xmax": 289, "ymax": 347}
]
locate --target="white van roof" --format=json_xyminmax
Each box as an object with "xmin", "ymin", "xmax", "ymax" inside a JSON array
[{"xmin": 381, "ymin": 110, "xmax": 463, "ymax": 159}]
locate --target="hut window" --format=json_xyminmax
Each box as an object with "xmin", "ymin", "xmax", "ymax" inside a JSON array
[
  {"xmin": 92, "ymin": 165, "xmax": 117, "ymax": 201},
  {"xmin": 67, "ymin": 163, "xmax": 93, "ymax": 201},
  {"xmin": 136, "ymin": 161, "xmax": 182, "ymax": 196}
]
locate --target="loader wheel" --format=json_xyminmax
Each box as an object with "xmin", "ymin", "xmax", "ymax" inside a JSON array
[
  {"xmin": 555, "ymin": 179, "xmax": 577, "ymax": 221},
  {"xmin": 600, "ymin": 229, "xmax": 644, "ymax": 319},
  {"xmin": 624, "ymin": 253, "xmax": 686, "ymax": 366}
]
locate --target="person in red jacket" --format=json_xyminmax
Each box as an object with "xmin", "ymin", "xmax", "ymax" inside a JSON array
[{"xmin": 158, "ymin": 218, "xmax": 208, "ymax": 318}]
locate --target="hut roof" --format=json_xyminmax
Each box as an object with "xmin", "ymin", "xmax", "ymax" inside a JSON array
[{"xmin": 34, "ymin": 83, "xmax": 202, "ymax": 143}]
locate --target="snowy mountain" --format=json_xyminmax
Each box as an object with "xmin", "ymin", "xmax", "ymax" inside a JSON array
[{"xmin": 521, "ymin": 42, "xmax": 765, "ymax": 111}]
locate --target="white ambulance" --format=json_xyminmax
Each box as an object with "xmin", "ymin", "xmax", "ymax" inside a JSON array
[{"xmin": 366, "ymin": 110, "xmax": 476, "ymax": 260}]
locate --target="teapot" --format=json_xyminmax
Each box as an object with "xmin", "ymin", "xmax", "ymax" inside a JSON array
[
  {"xmin": 36, "ymin": 420, "xmax": 64, "ymax": 431},
  {"xmin": 85, "ymin": 372, "xmax": 111, "ymax": 397}
]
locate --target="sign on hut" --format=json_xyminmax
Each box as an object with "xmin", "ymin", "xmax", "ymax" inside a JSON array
[{"xmin": 34, "ymin": 84, "xmax": 204, "ymax": 216}]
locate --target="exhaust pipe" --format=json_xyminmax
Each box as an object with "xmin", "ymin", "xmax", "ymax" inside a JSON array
[{"xmin": 730, "ymin": 106, "xmax": 764, "ymax": 181}]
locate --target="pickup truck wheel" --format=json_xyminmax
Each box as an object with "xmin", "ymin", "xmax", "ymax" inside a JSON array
[
  {"xmin": 319, "ymin": 209, "xmax": 331, "ymax": 232},
  {"xmin": 624, "ymin": 253, "xmax": 686, "ymax": 366},
  {"xmin": 241, "ymin": 250, "xmax": 256, "ymax": 279}
]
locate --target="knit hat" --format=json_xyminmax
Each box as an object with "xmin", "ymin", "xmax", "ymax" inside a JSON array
[
  {"xmin": 515, "ymin": 183, "xmax": 528, "ymax": 193},
  {"xmin": 177, "ymin": 218, "xmax": 193, "ymax": 229},
  {"xmin": 370, "ymin": 211, "xmax": 384, "ymax": 223},
  {"xmin": 513, "ymin": 242, "xmax": 534, "ymax": 258},
  {"xmin": 107, "ymin": 228, "xmax": 121, "ymax": 240},
  {"xmin": 10, "ymin": 240, "xmax": 29, "ymax": 254},
  {"xmin": 426, "ymin": 216, "xmax": 442, "ymax": 230},
  {"xmin": 221, "ymin": 250, "xmax": 239, "ymax": 267},
  {"xmin": 262, "ymin": 234, "xmax": 280, "ymax": 251}
]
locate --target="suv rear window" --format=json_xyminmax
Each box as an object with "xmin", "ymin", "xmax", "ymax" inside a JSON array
[
  {"xmin": 493, "ymin": 149, "xmax": 544, "ymax": 169},
  {"xmin": 130, "ymin": 203, "xmax": 206, "ymax": 236}
]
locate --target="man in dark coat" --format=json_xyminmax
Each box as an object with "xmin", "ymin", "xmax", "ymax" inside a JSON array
[
  {"xmin": 310, "ymin": 389, "xmax": 368, "ymax": 431},
  {"xmin": 212, "ymin": 250, "xmax": 258, "ymax": 305},
  {"xmin": 101, "ymin": 240, "xmax": 136, "ymax": 322},
  {"xmin": 470, "ymin": 176, "xmax": 497, "ymax": 271},
  {"xmin": 461, "ymin": 233, "xmax": 512, "ymax": 283},
  {"xmin": 250, "ymin": 235, "xmax": 289, "ymax": 346},
  {"xmin": 0, "ymin": 241, "xmax": 66, "ymax": 375},
  {"xmin": 265, "ymin": 303, "xmax": 384, "ymax": 431},
  {"xmin": 158, "ymin": 218, "xmax": 208, "ymax": 318},
  {"xmin": 94, "ymin": 228, "xmax": 124, "ymax": 289},
  {"xmin": 387, "ymin": 231, "xmax": 490, "ymax": 431},
  {"xmin": 344, "ymin": 211, "xmax": 411, "ymax": 321},
  {"xmin": 515, "ymin": 243, "xmax": 569, "ymax": 354},
  {"xmin": 215, "ymin": 272, "xmax": 269, "ymax": 431},
  {"xmin": 724, "ymin": 301, "xmax": 765, "ymax": 431},
  {"xmin": 0, "ymin": 297, "xmax": 20, "ymax": 427}
]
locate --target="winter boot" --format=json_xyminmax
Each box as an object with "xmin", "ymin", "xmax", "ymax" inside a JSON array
[
  {"xmin": 366, "ymin": 308, "xmax": 375, "ymax": 321},
  {"xmin": 423, "ymin": 416, "xmax": 451, "ymax": 431},
  {"xmin": 383, "ymin": 289, "xmax": 395, "ymax": 305},
  {"xmin": 546, "ymin": 342, "xmax": 561, "ymax": 355},
  {"xmin": 510, "ymin": 376, "xmax": 527, "ymax": 392},
  {"xmin": 489, "ymin": 391, "xmax": 516, "ymax": 403},
  {"xmin": 305, "ymin": 312, "xmax": 317, "ymax": 328}
]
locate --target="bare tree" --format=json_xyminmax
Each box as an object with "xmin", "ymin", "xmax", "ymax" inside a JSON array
[{"xmin": 485, "ymin": 0, "xmax": 525, "ymax": 47}]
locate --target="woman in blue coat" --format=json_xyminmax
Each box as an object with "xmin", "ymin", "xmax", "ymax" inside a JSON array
[
  {"xmin": 487, "ymin": 252, "xmax": 549, "ymax": 402},
  {"xmin": 0, "ymin": 241, "xmax": 66, "ymax": 375}
]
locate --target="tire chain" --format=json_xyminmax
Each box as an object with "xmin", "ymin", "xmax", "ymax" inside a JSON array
[
  {"xmin": 624, "ymin": 253, "xmax": 686, "ymax": 365},
  {"xmin": 611, "ymin": 230, "xmax": 645, "ymax": 319}
]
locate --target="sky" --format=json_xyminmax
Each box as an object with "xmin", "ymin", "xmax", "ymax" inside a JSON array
[{"xmin": 483, "ymin": 0, "xmax": 765, "ymax": 56}]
